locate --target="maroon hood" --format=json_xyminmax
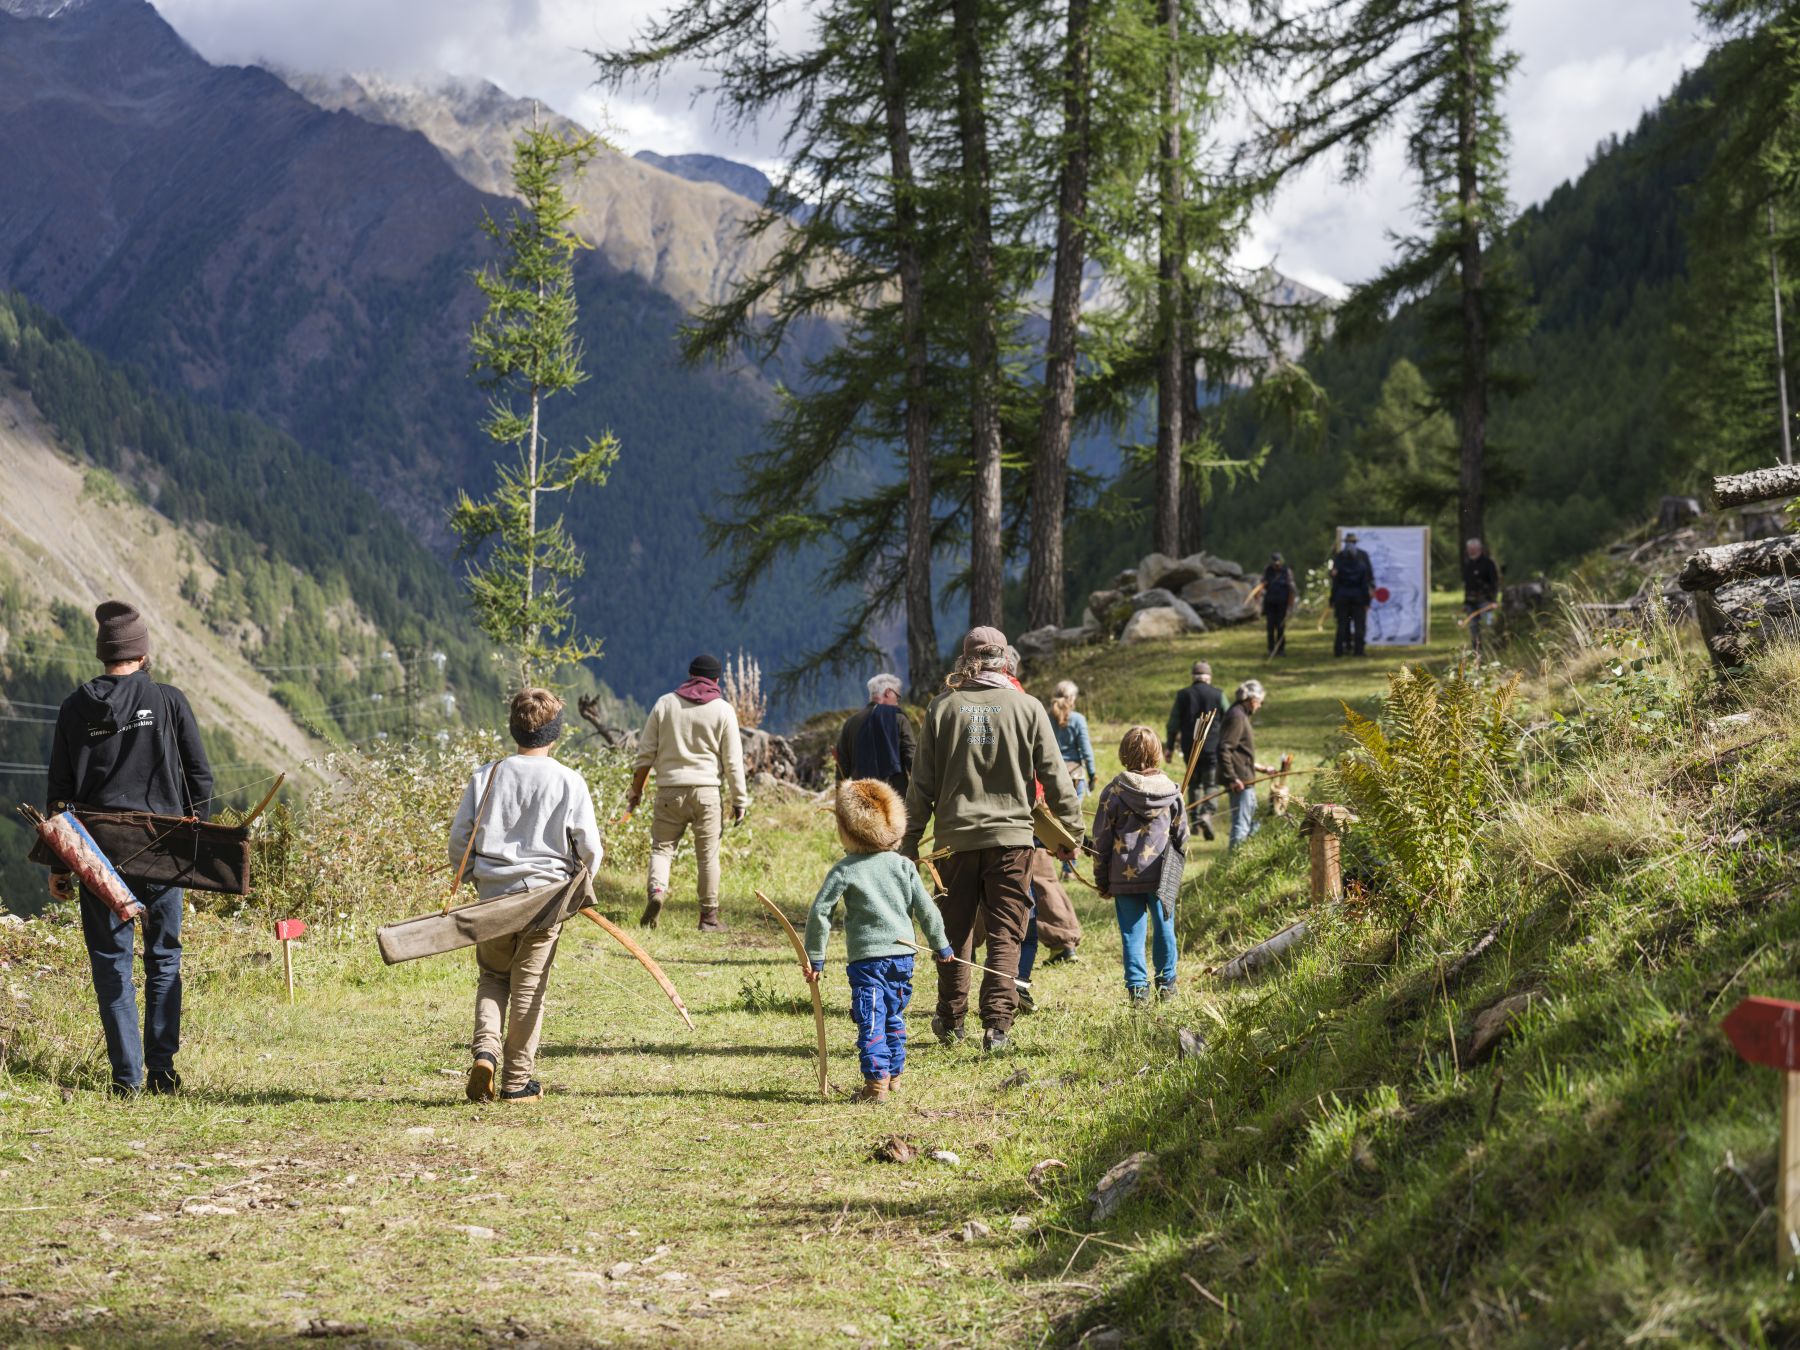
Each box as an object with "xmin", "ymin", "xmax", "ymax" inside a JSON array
[{"xmin": 674, "ymin": 676, "xmax": 722, "ymax": 704}]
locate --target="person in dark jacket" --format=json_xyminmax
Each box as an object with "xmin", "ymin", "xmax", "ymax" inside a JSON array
[
  {"xmin": 1329, "ymin": 532, "xmax": 1377, "ymax": 657},
  {"xmin": 1461, "ymin": 538, "xmax": 1501, "ymax": 658},
  {"xmin": 1217, "ymin": 680, "xmax": 1275, "ymax": 851},
  {"xmin": 1249, "ymin": 552, "xmax": 1298, "ymax": 657},
  {"xmin": 1091, "ymin": 727, "xmax": 1189, "ymax": 1003},
  {"xmin": 1164, "ymin": 661, "xmax": 1225, "ymax": 840},
  {"xmin": 835, "ymin": 673, "xmax": 916, "ymax": 796},
  {"xmin": 45, "ymin": 601, "xmax": 212, "ymax": 1097}
]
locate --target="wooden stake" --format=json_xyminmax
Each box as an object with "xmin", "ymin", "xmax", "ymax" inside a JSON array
[
  {"xmin": 282, "ymin": 939, "xmax": 294, "ymax": 1004},
  {"xmin": 1783, "ymin": 1069, "xmax": 1800, "ymax": 1270}
]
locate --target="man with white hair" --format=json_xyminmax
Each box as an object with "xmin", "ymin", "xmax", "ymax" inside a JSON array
[
  {"xmin": 1216, "ymin": 680, "xmax": 1276, "ymax": 851},
  {"xmin": 1461, "ymin": 538, "xmax": 1501, "ymax": 658},
  {"xmin": 835, "ymin": 672, "xmax": 915, "ymax": 795}
]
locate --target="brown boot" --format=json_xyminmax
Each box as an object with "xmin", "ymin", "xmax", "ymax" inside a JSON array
[
  {"xmin": 697, "ymin": 907, "xmax": 727, "ymax": 933},
  {"xmin": 885, "ymin": 1073, "xmax": 901, "ymax": 1097},
  {"xmin": 640, "ymin": 888, "xmax": 665, "ymax": 929},
  {"xmin": 853, "ymin": 1076, "xmax": 890, "ymax": 1104}
]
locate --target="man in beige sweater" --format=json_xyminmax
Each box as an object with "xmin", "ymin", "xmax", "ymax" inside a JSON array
[{"xmin": 626, "ymin": 653, "xmax": 748, "ymax": 932}]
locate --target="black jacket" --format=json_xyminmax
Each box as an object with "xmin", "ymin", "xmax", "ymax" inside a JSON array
[
  {"xmin": 1330, "ymin": 547, "xmax": 1376, "ymax": 605},
  {"xmin": 47, "ymin": 671, "xmax": 213, "ymax": 820},
  {"xmin": 1462, "ymin": 554, "xmax": 1500, "ymax": 605},
  {"xmin": 1260, "ymin": 564, "xmax": 1296, "ymax": 613},
  {"xmin": 1166, "ymin": 681, "xmax": 1225, "ymax": 759},
  {"xmin": 836, "ymin": 702, "xmax": 916, "ymax": 784}
]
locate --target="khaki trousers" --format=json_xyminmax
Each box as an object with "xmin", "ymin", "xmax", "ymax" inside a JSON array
[
  {"xmin": 647, "ymin": 785, "xmax": 722, "ymax": 906},
  {"xmin": 472, "ymin": 923, "xmax": 562, "ymax": 1092}
]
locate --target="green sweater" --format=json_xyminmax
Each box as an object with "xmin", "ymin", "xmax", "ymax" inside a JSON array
[
  {"xmin": 901, "ymin": 683, "xmax": 1082, "ymax": 855},
  {"xmin": 804, "ymin": 851, "xmax": 952, "ymax": 967}
]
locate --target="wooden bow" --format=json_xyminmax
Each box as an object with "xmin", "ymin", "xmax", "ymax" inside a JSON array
[
  {"xmin": 577, "ymin": 905, "xmax": 694, "ymax": 1031},
  {"xmin": 755, "ymin": 889, "xmax": 829, "ymax": 1099}
]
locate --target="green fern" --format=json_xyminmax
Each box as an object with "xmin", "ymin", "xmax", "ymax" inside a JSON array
[{"xmin": 1332, "ymin": 665, "xmax": 1520, "ymax": 919}]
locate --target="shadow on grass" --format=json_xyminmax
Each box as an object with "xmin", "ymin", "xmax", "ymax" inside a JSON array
[{"xmin": 541, "ymin": 1041, "xmax": 818, "ymax": 1059}]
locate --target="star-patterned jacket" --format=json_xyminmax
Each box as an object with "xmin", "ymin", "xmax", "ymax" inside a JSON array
[{"xmin": 1091, "ymin": 769, "xmax": 1189, "ymax": 897}]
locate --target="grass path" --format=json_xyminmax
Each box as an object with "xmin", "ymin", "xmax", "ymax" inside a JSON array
[{"xmin": 0, "ymin": 601, "xmax": 1469, "ymax": 1347}]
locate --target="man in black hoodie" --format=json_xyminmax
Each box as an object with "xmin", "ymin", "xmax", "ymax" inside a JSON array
[
  {"xmin": 46, "ymin": 601, "xmax": 212, "ymax": 1097},
  {"xmin": 1164, "ymin": 661, "xmax": 1225, "ymax": 840}
]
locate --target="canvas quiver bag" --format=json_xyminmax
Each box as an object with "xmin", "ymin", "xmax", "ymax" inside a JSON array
[
  {"xmin": 1155, "ymin": 842, "xmax": 1185, "ymax": 922},
  {"xmin": 28, "ymin": 806, "xmax": 250, "ymax": 896},
  {"xmin": 1031, "ymin": 797, "xmax": 1081, "ymax": 855},
  {"xmin": 376, "ymin": 869, "xmax": 593, "ymax": 966}
]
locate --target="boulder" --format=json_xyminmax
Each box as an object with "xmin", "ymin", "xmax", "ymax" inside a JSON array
[
  {"xmin": 1014, "ymin": 626, "xmax": 1061, "ymax": 663},
  {"xmin": 1135, "ymin": 552, "xmax": 1180, "ymax": 591},
  {"xmin": 1112, "ymin": 568, "xmax": 1139, "ymax": 592},
  {"xmin": 1180, "ymin": 576, "xmax": 1258, "ymax": 626},
  {"xmin": 1085, "ymin": 589, "xmax": 1132, "ymax": 634},
  {"xmin": 1089, "ymin": 1151, "xmax": 1155, "ymax": 1223},
  {"xmin": 1130, "ymin": 589, "xmax": 1206, "ymax": 628},
  {"xmin": 1121, "ymin": 607, "xmax": 1203, "ymax": 644},
  {"xmin": 1200, "ymin": 552, "xmax": 1245, "ymax": 580},
  {"xmin": 1467, "ymin": 991, "xmax": 1537, "ymax": 1062},
  {"xmin": 1055, "ymin": 624, "xmax": 1102, "ymax": 649},
  {"xmin": 1148, "ymin": 553, "xmax": 1208, "ymax": 591}
]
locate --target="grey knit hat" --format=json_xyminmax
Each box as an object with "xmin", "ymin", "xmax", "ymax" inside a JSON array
[{"xmin": 94, "ymin": 601, "xmax": 149, "ymax": 663}]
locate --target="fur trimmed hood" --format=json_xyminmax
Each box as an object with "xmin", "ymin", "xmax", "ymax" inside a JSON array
[{"xmin": 836, "ymin": 777, "xmax": 908, "ymax": 853}]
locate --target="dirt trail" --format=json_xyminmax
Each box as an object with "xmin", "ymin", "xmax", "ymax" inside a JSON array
[{"xmin": 0, "ymin": 387, "xmax": 323, "ymax": 780}]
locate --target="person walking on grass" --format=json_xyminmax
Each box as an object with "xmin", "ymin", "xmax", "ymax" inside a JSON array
[
  {"xmin": 1462, "ymin": 538, "xmax": 1501, "ymax": 659},
  {"xmin": 804, "ymin": 779, "xmax": 954, "ymax": 1103},
  {"xmin": 1218, "ymin": 680, "xmax": 1276, "ymax": 851},
  {"xmin": 46, "ymin": 601, "xmax": 212, "ymax": 1098},
  {"xmin": 835, "ymin": 672, "xmax": 916, "ymax": 795},
  {"xmin": 1330, "ymin": 532, "xmax": 1377, "ymax": 658},
  {"xmin": 449, "ymin": 689, "xmax": 602, "ymax": 1104},
  {"xmin": 1165, "ymin": 661, "xmax": 1225, "ymax": 841},
  {"xmin": 1248, "ymin": 551, "xmax": 1298, "ymax": 658},
  {"xmin": 1049, "ymin": 681, "xmax": 1097, "ymax": 805},
  {"xmin": 1092, "ymin": 727, "xmax": 1188, "ymax": 1004},
  {"xmin": 626, "ymin": 653, "xmax": 747, "ymax": 933},
  {"xmin": 901, "ymin": 627, "xmax": 1082, "ymax": 1055}
]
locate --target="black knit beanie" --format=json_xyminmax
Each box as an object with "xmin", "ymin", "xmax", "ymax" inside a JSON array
[
  {"xmin": 689, "ymin": 653, "xmax": 723, "ymax": 681},
  {"xmin": 95, "ymin": 601, "xmax": 149, "ymax": 663}
]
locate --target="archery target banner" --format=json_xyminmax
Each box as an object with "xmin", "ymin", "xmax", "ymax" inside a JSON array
[{"xmin": 1336, "ymin": 526, "xmax": 1431, "ymax": 646}]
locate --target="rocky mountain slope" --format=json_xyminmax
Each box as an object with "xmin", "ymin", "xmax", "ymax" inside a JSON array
[
  {"xmin": 281, "ymin": 71, "xmax": 793, "ymax": 315},
  {"xmin": 0, "ymin": 0, "xmax": 847, "ymax": 711}
]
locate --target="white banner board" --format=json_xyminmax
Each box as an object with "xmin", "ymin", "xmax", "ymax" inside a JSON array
[{"xmin": 1335, "ymin": 526, "xmax": 1431, "ymax": 646}]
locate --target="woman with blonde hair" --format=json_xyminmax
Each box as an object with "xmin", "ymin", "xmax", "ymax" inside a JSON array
[{"xmin": 1048, "ymin": 680, "xmax": 1097, "ymax": 801}]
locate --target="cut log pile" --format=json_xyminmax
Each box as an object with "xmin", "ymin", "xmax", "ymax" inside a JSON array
[{"xmin": 1679, "ymin": 466, "xmax": 1800, "ymax": 665}]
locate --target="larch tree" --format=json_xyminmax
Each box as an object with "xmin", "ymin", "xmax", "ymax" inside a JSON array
[{"xmin": 449, "ymin": 122, "xmax": 620, "ymax": 688}]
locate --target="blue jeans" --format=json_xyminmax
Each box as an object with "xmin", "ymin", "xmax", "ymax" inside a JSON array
[
  {"xmin": 847, "ymin": 954, "xmax": 913, "ymax": 1080},
  {"xmin": 1017, "ymin": 904, "xmax": 1040, "ymax": 983},
  {"xmin": 1114, "ymin": 895, "xmax": 1177, "ymax": 992},
  {"xmin": 79, "ymin": 884, "xmax": 183, "ymax": 1091},
  {"xmin": 1228, "ymin": 787, "xmax": 1259, "ymax": 851}
]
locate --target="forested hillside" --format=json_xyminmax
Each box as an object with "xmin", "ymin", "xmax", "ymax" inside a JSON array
[
  {"xmin": 0, "ymin": 0, "xmax": 850, "ymax": 714},
  {"xmin": 1059, "ymin": 63, "xmax": 1742, "ymax": 601}
]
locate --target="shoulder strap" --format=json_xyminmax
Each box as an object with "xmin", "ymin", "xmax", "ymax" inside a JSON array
[
  {"xmin": 156, "ymin": 683, "xmax": 195, "ymax": 819},
  {"xmin": 447, "ymin": 763, "xmax": 501, "ymax": 910}
]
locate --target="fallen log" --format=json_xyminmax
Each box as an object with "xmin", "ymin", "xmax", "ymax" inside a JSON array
[
  {"xmin": 1678, "ymin": 536, "xmax": 1800, "ymax": 592},
  {"xmin": 1714, "ymin": 465, "xmax": 1800, "ymax": 509},
  {"xmin": 1695, "ymin": 572, "xmax": 1800, "ymax": 666},
  {"xmin": 1213, "ymin": 920, "xmax": 1308, "ymax": 981}
]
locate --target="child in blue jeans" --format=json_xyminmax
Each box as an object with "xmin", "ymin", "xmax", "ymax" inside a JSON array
[
  {"xmin": 1092, "ymin": 725, "xmax": 1188, "ymax": 1003},
  {"xmin": 806, "ymin": 778, "xmax": 953, "ymax": 1101}
]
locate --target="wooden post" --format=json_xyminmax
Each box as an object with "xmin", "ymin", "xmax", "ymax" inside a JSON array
[
  {"xmin": 1721, "ymin": 997, "xmax": 1800, "ymax": 1271},
  {"xmin": 1299, "ymin": 804, "xmax": 1355, "ymax": 905},
  {"xmin": 1270, "ymin": 753, "xmax": 1295, "ymax": 817},
  {"xmin": 274, "ymin": 919, "xmax": 306, "ymax": 1003}
]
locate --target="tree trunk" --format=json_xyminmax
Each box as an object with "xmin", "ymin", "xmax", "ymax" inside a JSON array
[
  {"xmin": 954, "ymin": 0, "xmax": 1004, "ymax": 630},
  {"xmin": 1714, "ymin": 462, "xmax": 1800, "ymax": 507},
  {"xmin": 875, "ymin": 0, "xmax": 940, "ymax": 697},
  {"xmin": 525, "ymin": 378, "xmax": 541, "ymax": 672},
  {"xmin": 1179, "ymin": 314, "xmax": 1205, "ymax": 554},
  {"xmin": 1153, "ymin": 0, "xmax": 1183, "ymax": 558},
  {"xmin": 1677, "ymin": 535, "xmax": 1800, "ymax": 591},
  {"xmin": 1025, "ymin": 0, "xmax": 1093, "ymax": 632},
  {"xmin": 1454, "ymin": 0, "xmax": 1488, "ymax": 550},
  {"xmin": 1695, "ymin": 572, "xmax": 1800, "ymax": 665}
]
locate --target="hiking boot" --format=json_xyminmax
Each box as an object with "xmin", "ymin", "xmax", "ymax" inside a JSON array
[
  {"xmin": 1196, "ymin": 815, "xmax": 1216, "ymax": 842},
  {"xmin": 499, "ymin": 1079, "xmax": 544, "ymax": 1103},
  {"xmin": 466, "ymin": 1051, "xmax": 497, "ymax": 1103},
  {"xmin": 108, "ymin": 1082, "xmax": 140, "ymax": 1100},
  {"xmin": 697, "ymin": 907, "xmax": 727, "ymax": 933},
  {"xmin": 931, "ymin": 1014, "xmax": 965, "ymax": 1046},
  {"xmin": 853, "ymin": 1076, "xmax": 890, "ymax": 1104},
  {"xmin": 146, "ymin": 1069, "xmax": 182, "ymax": 1097},
  {"xmin": 1042, "ymin": 948, "xmax": 1079, "ymax": 967},
  {"xmin": 982, "ymin": 1027, "xmax": 1010, "ymax": 1054},
  {"xmin": 640, "ymin": 888, "xmax": 666, "ymax": 929},
  {"xmin": 886, "ymin": 1073, "xmax": 902, "ymax": 1096},
  {"xmin": 1128, "ymin": 987, "xmax": 1151, "ymax": 1007},
  {"xmin": 1156, "ymin": 982, "xmax": 1177, "ymax": 1003},
  {"xmin": 1015, "ymin": 982, "xmax": 1037, "ymax": 1014}
]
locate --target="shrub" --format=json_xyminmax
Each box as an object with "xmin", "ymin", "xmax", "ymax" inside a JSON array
[{"xmin": 1332, "ymin": 664, "xmax": 1520, "ymax": 921}]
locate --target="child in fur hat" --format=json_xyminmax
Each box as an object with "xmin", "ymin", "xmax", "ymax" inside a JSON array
[
  {"xmin": 1092, "ymin": 726, "xmax": 1188, "ymax": 1004},
  {"xmin": 805, "ymin": 779, "xmax": 954, "ymax": 1102}
]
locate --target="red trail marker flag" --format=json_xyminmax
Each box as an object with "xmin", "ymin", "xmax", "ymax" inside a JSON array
[{"xmin": 1721, "ymin": 997, "xmax": 1800, "ymax": 1274}]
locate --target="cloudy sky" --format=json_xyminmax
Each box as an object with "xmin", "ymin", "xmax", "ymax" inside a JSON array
[{"xmin": 152, "ymin": 0, "xmax": 1707, "ymax": 295}]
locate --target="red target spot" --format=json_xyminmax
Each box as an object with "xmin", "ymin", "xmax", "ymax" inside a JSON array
[{"xmin": 1374, "ymin": 587, "xmax": 1391, "ymax": 603}]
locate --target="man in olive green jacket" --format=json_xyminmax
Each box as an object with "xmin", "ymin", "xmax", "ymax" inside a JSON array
[{"xmin": 902, "ymin": 627, "xmax": 1082, "ymax": 1052}]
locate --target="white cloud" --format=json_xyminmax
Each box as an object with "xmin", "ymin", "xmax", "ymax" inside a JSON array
[{"xmin": 152, "ymin": 0, "xmax": 1709, "ymax": 290}]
